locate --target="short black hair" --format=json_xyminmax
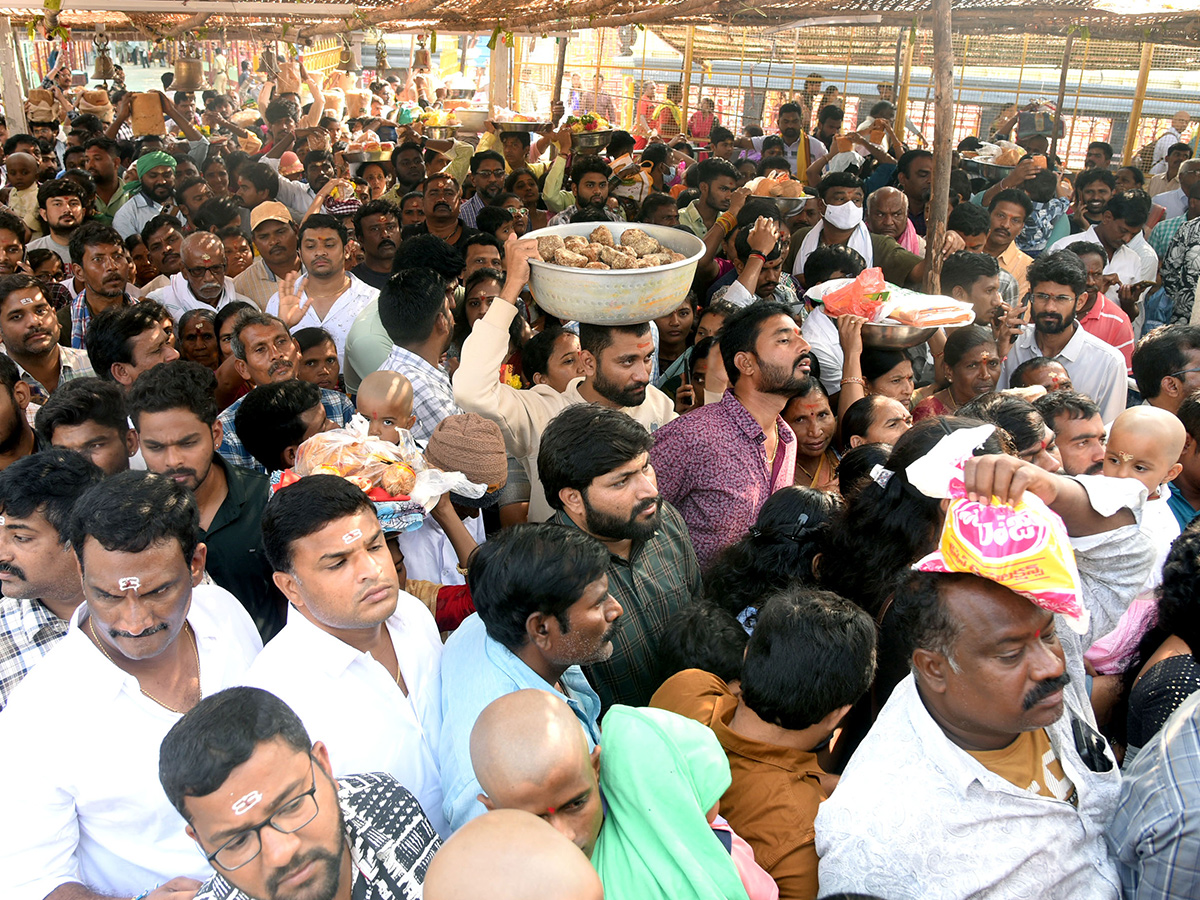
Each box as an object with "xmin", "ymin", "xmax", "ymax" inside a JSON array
[
  {"xmin": 237, "ymin": 162, "xmax": 279, "ymax": 197},
  {"xmin": 68, "ymin": 221, "xmax": 123, "ymax": 266},
  {"xmin": 467, "ymin": 523, "xmax": 609, "ymax": 651},
  {"xmin": 803, "ymin": 244, "xmax": 866, "ymax": 287},
  {"xmin": 0, "ymin": 208, "xmax": 26, "ymax": 242},
  {"xmin": 0, "ymin": 448, "xmax": 104, "ymax": 542},
  {"xmin": 897, "ymin": 149, "xmax": 933, "ymax": 177},
  {"xmin": 1064, "ymin": 240, "xmax": 1106, "ymax": 264},
  {"xmin": 888, "ymin": 569, "xmax": 973, "ymax": 670},
  {"xmin": 740, "ymin": 586, "xmax": 876, "ymax": 730},
  {"xmin": 67, "ymin": 470, "xmax": 200, "ymax": 566},
  {"xmin": 1087, "ymin": 141, "xmax": 1114, "ymax": 161},
  {"xmin": 1168, "ymin": 141, "xmax": 1194, "ymax": 158},
  {"xmin": 761, "ymin": 135, "xmax": 786, "ymax": 156},
  {"xmin": 35, "ymin": 376, "xmax": 129, "ymax": 445},
  {"xmin": 194, "ymin": 197, "xmax": 243, "ymax": 233},
  {"xmin": 499, "ymin": 130, "xmax": 532, "ymax": 150},
  {"xmin": 261, "ymin": 473, "xmax": 376, "ymax": 573},
  {"xmin": 1106, "ymin": 189, "xmax": 1151, "ymax": 228},
  {"xmin": 235, "ymin": 380, "xmax": 322, "ymax": 472},
  {"xmin": 817, "ymin": 104, "xmax": 844, "ymax": 126},
  {"xmin": 734, "ymin": 223, "xmax": 781, "ymax": 263},
  {"xmin": 570, "ymin": 156, "xmax": 612, "ymax": 185},
  {"xmin": 1009, "ymin": 355, "xmax": 1059, "ymax": 388},
  {"xmin": 538, "ymin": 404, "xmax": 654, "ymax": 511},
  {"xmin": 709, "ymin": 125, "xmax": 734, "ymax": 146},
  {"xmin": 657, "ymin": 602, "xmax": 749, "ymax": 686},
  {"xmin": 2, "ymin": 133, "xmax": 36, "ymax": 155},
  {"xmin": 1118, "ymin": 165, "xmax": 1146, "ymax": 186},
  {"xmin": 1132, "ymin": 325, "xmax": 1200, "ymax": 399},
  {"xmin": 1178, "ymin": 391, "xmax": 1200, "ymax": 441},
  {"xmin": 391, "ymin": 233, "xmax": 464, "ymax": 278},
  {"xmin": 1027, "ymin": 249, "xmax": 1087, "ymax": 296},
  {"xmin": 1034, "ymin": 389, "xmax": 1101, "ymax": 431},
  {"xmin": 86, "ymin": 305, "xmax": 162, "ymax": 382},
  {"xmin": 140, "ymin": 213, "xmax": 183, "ymax": 248},
  {"xmin": 464, "ymin": 231, "xmax": 503, "ymax": 259},
  {"xmin": 720, "ymin": 300, "xmax": 795, "ymax": 385},
  {"xmin": 127, "ymin": 360, "xmax": 219, "ymax": 429},
  {"xmin": 1075, "ymin": 167, "xmax": 1116, "ymax": 194},
  {"xmin": 816, "ymin": 171, "xmax": 863, "ymax": 201},
  {"xmin": 173, "ymin": 175, "xmax": 208, "ymax": 206},
  {"xmin": 475, "ymin": 205, "xmax": 514, "ymax": 237},
  {"xmin": 297, "ymin": 213, "xmax": 348, "ymax": 247},
  {"xmin": 265, "ymin": 98, "xmax": 299, "ymax": 124},
  {"xmin": 577, "ymin": 321, "xmax": 651, "ymax": 360},
  {"xmin": 37, "ymin": 179, "xmax": 85, "ymax": 209},
  {"xmin": 638, "ymin": 193, "xmax": 678, "ymax": 223},
  {"xmin": 352, "ymin": 198, "xmax": 399, "ymax": 238},
  {"xmin": 941, "ymin": 250, "xmax": 1000, "ymax": 294},
  {"xmin": 294, "ymin": 326, "xmax": 335, "ymax": 354},
  {"xmin": 946, "ymin": 201, "xmax": 991, "ymax": 237},
  {"xmin": 988, "ymin": 187, "xmax": 1033, "ymax": 219},
  {"xmin": 469, "ymin": 149, "xmax": 506, "ymax": 174},
  {"xmin": 159, "ymin": 687, "xmax": 312, "ymax": 820},
  {"xmin": 379, "ymin": 268, "xmax": 446, "ymax": 347},
  {"xmin": 522, "ymin": 326, "xmax": 571, "ymax": 379},
  {"xmin": 695, "ymin": 156, "xmax": 738, "ymax": 187}
]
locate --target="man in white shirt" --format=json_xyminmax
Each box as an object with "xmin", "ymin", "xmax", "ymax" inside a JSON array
[
  {"xmin": 1150, "ymin": 112, "xmax": 1192, "ymax": 174},
  {"xmin": 266, "ymin": 214, "xmax": 377, "ymax": 366},
  {"xmin": 817, "ymin": 565, "xmax": 1123, "ymax": 900},
  {"xmin": 999, "ymin": 249, "xmax": 1127, "ymax": 422},
  {"xmin": 246, "ymin": 474, "xmax": 448, "ymax": 835},
  {"xmin": 0, "ymin": 470, "xmax": 262, "ymax": 900},
  {"xmin": 147, "ymin": 232, "xmax": 250, "ymax": 321},
  {"xmin": 1153, "ymin": 158, "xmax": 1200, "ymax": 223}
]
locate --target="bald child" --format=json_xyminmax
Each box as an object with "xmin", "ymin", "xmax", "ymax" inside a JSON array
[
  {"xmin": 470, "ymin": 689, "xmax": 604, "ymax": 858},
  {"xmin": 425, "ymin": 810, "xmax": 603, "ymax": 900},
  {"xmin": 357, "ymin": 369, "xmax": 417, "ymax": 444},
  {"xmin": 5, "ymin": 152, "xmax": 42, "ymax": 238},
  {"xmin": 1104, "ymin": 406, "xmax": 1186, "ymax": 499}
]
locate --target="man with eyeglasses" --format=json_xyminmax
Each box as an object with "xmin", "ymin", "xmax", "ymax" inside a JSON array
[
  {"xmin": 160, "ymin": 686, "xmax": 440, "ymax": 900},
  {"xmin": 999, "ymin": 250, "xmax": 1128, "ymax": 424},
  {"xmin": 147, "ymin": 232, "xmax": 251, "ymax": 322},
  {"xmin": 459, "ymin": 151, "xmax": 507, "ymax": 230}
]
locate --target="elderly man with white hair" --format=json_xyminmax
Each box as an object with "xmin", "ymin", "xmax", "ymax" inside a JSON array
[
  {"xmin": 866, "ymin": 185, "xmax": 924, "ymax": 255},
  {"xmin": 146, "ymin": 231, "xmax": 251, "ymax": 320}
]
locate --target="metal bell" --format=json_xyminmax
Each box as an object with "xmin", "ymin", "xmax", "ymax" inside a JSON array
[
  {"xmin": 413, "ymin": 35, "xmax": 431, "ymax": 71},
  {"xmin": 375, "ymin": 36, "xmax": 388, "ymax": 73},
  {"xmin": 337, "ymin": 38, "xmax": 360, "ymax": 74},
  {"xmin": 92, "ymin": 32, "xmax": 115, "ymax": 83},
  {"xmin": 172, "ymin": 40, "xmax": 206, "ymax": 92}
]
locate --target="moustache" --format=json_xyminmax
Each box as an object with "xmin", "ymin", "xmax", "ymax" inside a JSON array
[
  {"xmin": 111, "ymin": 622, "xmax": 169, "ymax": 640},
  {"xmin": 434, "ymin": 202, "xmax": 451, "ymax": 211},
  {"xmin": 1022, "ymin": 672, "xmax": 1071, "ymax": 711},
  {"xmin": 25, "ymin": 330, "xmax": 52, "ymax": 342},
  {"xmin": 0, "ymin": 561, "xmax": 27, "ymax": 580},
  {"xmin": 268, "ymin": 360, "xmax": 293, "ymax": 375},
  {"xmin": 633, "ymin": 496, "xmax": 661, "ymax": 518},
  {"xmin": 377, "ymin": 240, "xmax": 396, "ymax": 251},
  {"xmin": 267, "ymin": 848, "xmax": 339, "ymax": 895}
]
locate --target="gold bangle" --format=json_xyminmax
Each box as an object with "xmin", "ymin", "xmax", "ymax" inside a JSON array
[{"xmin": 840, "ymin": 376, "xmax": 866, "ymax": 386}]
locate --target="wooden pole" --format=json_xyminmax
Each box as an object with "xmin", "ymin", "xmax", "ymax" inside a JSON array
[
  {"xmin": 894, "ymin": 26, "xmax": 916, "ymax": 145},
  {"xmin": 924, "ymin": 0, "xmax": 953, "ymax": 295},
  {"xmin": 1049, "ymin": 32, "xmax": 1074, "ymax": 164},
  {"xmin": 681, "ymin": 25, "xmax": 695, "ymax": 126},
  {"xmin": 551, "ymin": 33, "xmax": 568, "ymax": 104},
  {"xmin": 0, "ymin": 19, "xmax": 27, "ymax": 135},
  {"xmin": 1123, "ymin": 41, "xmax": 1155, "ymax": 165}
]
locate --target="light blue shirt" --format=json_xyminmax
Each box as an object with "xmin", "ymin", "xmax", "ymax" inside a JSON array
[{"xmin": 438, "ymin": 613, "xmax": 601, "ymax": 832}]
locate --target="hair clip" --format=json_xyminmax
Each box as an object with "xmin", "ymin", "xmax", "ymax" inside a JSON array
[{"xmin": 870, "ymin": 464, "xmax": 894, "ymax": 490}]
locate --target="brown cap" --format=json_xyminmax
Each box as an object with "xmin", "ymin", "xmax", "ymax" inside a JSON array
[
  {"xmin": 424, "ymin": 413, "xmax": 508, "ymax": 490},
  {"xmin": 250, "ymin": 201, "xmax": 293, "ymax": 231}
]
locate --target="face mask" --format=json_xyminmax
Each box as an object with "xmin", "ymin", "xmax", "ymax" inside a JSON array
[{"xmin": 824, "ymin": 200, "xmax": 864, "ymax": 230}]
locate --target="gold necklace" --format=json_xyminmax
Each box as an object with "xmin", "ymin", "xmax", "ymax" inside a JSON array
[{"xmin": 88, "ymin": 617, "xmax": 200, "ymax": 714}]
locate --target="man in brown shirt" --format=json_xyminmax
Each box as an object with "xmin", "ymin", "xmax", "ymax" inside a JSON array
[{"xmin": 651, "ymin": 586, "xmax": 876, "ymax": 900}]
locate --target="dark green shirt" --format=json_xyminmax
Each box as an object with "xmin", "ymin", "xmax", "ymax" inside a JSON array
[
  {"xmin": 785, "ymin": 226, "xmax": 922, "ymax": 287},
  {"xmin": 202, "ymin": 454, "xmax": 285, "ymax": 642},
  {"xmin": 551, "ymin": 501, "xmax": 702, "ymax": 709}
]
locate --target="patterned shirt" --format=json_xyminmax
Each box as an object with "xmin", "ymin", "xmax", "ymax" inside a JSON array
[
  {"xmin": 217, "ymin": 386, "xmax": 355, "ymax": 473},
  {"xmin": 1163, "ymin": 216, "xmax": 1200, "ymax": 324},
  {"xmin": 458, "ymin": 193, "xmax": 485, "ymax": 230},
  {"xmin": 1109, "ymin": 690, "xmax": 1200, "ymax": 900},
  {"xmin": 649, "ymin": 389, "xmax": 796, "ymax": 570},
  {"xmin": 8, "ymin": 345, "xmax": 94, "ymax": 405},
  {"xmin": 1149, "ymin": 214, "xmax": 1189, "ymax": 260},
  {"xmin": 551, "ymin": 502, "xmax": 702, "ymax": 709},
  {"xmin": 1017, "ymin": 195, "xmax": 1071, "ymax": 254},
  {"xmin": 0, "ymin": 597, "xmax": 69, "ymax": 711},
  {"xmin": 379, "ymin": 345, "xmax": 462, "ymax": 444},
  {"xmin": 67, "ymin": 290, "xmax": 135, "ymax": 349},
  {"xmin": 547, "ymin": 205, "xmax": 624, "ymax": 227},
  {"xmin": 194, "ymin": 773, "xmax": 440, "ymax": 900}
]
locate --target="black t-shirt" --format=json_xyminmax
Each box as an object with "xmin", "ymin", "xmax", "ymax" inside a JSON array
[
  {"xmin": 351, "ymin": 263, "xmax": 391, "ymax": 290},
  {"xmin": 400, "ymin": 221, "xmax": 481, "ymax": 255}
]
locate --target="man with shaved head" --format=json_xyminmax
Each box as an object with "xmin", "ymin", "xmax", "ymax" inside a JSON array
[
  {"xmin": 146, "ymin": 231, "xmax": 250, "ymax": 320},
  {"xmin": 425, "ymin": 810, "xmax": 603, "ymax": 900},
  {"xmin": 470, "ymin": 689, "xmax": 604, "ymax": 857}
]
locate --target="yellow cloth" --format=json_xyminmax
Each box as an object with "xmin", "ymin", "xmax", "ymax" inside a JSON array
[
  {"xmin": 404, "ymin": 579, "xmax": 441, "ymax": 619},
  {"xmin": 9, "ymin": 184, "xmax": 41, "ymax": 239},
  {"xmin": 967, "ymin": 728, "xmax": 1076, "ymax": 803}
]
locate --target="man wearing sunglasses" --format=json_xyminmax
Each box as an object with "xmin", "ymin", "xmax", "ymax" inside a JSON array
[
  {"xmin": 160, "ymin": 686, "xmax": 440, "ymax": 900},
  {"xmin": 998, "ymin": 249, "xmax": 1127, "ymax": 424}
]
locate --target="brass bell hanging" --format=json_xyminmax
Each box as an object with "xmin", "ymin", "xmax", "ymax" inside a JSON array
[
  {"xmin": 91, "ymin": 30, "xmax": 115, "ymax": 84},
  {"xmin": 337, "ymin": 37, "xmax": 360, "ymax": 74},
  {"xmin": 172, "ymin": 38, "xmax": 206, "ymax": 92},
  {"xmin": 375, "ymin": 35, "xmax": 389, "ymax": 73},
  {"xmin": 413, "ymin": 34, "xmax": 431, "ymax": 71}
]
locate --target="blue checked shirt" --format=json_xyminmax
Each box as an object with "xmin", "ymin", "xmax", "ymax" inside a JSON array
[
  {"xmin": 217, "ymin": 386, "xmax": 355, "ymax": 473},
  {"xmin": 0, "ymin": 597, "xmax": 70, "ymax": 711},
  {"xmin": 1109, "ymin": 690, "xmax": 1200, "ymax": 900},
  {"xmin": 379, "ymin": 345, "xmax": 462, "ymax": 443}
]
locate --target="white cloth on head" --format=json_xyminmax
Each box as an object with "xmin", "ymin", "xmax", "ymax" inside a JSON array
[{"xmin": 792, "ymin": 219, "xmax": 874, "ymax": 278}]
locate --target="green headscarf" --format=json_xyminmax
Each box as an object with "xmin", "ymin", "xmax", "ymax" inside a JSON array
[
  {"xmin": 592, "ymin": 706, "xmax": 751, "ymax": 900},
  {"xmin": 135, "ymin": 150, "xmax": 177, "ymax": 180}
]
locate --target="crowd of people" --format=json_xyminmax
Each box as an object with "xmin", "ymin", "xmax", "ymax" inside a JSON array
[{"xmin": 1, "ymin": 46, "xmax": 1200, "ymax": 900}]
